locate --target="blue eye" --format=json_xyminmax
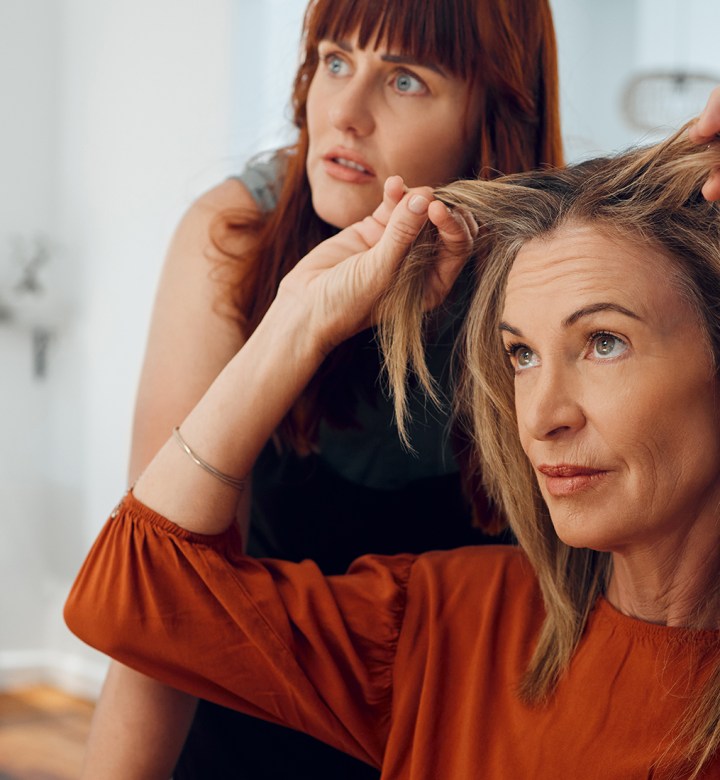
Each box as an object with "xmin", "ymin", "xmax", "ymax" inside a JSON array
[
  {"xmin": 394, "ymin": 72, "xmax": 425, "ymax": 94},
  {"xmin": 325, "ymin": 54, "xmax": 350, "ymax": 77},
  {"xmin": 591, "ymin": 332, "xmax": 628, "ymax": 360}
]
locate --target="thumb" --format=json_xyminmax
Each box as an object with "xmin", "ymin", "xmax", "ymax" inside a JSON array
[{"xmin": 369, "ymin": 189, "xmax": 431, "ymax": 271}]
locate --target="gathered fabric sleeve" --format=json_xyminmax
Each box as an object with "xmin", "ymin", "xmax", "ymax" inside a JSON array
[{"xmin": 64, "ymin": 491, "xmax": 415, "ymax": 768}]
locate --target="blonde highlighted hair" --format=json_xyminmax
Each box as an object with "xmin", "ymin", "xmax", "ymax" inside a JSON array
[{"xmin": 378, "ymin": 125, "xmax": 720, "ymax": 777}]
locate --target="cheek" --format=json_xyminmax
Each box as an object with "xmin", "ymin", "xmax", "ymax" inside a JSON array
[
  {"xmin": 423, "ymin": 134, "xmax": 469, "ymax": 181},
  {"xmin": 513, "ymin": 393, "xmax": 533, "ymax": 456},
  {"xmin": 610, "ymin": 373, "xmax": 720, "ymax": 484},
  {"xmin": 305, "ymin": 80, "xmax": 325, "ymax": 141},
  {"xmin": 390, "ymin": 122, "xmax": 469, "ymax": 186}
]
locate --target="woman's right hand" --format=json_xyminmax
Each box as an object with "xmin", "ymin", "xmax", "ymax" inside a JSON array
[{"xmin": 277, "ymin": 175, "xmax": 476, "ymax": 356}]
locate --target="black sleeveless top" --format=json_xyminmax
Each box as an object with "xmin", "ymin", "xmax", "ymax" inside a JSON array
[{"xmin": 247, "ymin": 323, "xmax": 502, "ymax": 575}]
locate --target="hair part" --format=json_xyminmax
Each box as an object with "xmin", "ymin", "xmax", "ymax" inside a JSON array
[{"xmin": 377, "ymin": 125, "xmax": 720, "ymax": 777}]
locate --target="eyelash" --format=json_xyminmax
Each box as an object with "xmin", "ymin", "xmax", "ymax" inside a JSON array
[
  {"xmin": 392, "ymin": 70, "xmax": 427, "ymax": 94},
  {"xmin": 584, "ymin": 330, "xmax": 629, "ymax": 360},
  {"xmin": 504, "ymin": 341, "xmax": 523, "ymax": 359},
  {"xmin": 319, "ymin": 50, "xmax": 428, "ymax": 94},
  {"xmin": 321, "ymin": 52, "xmax": 349, "ymax": 74},
  {"xmin": 503, "ymin": 331, "xmax": 629, "ymax": 369},
  {"xmin": 503, "ymin": 341, "xmax": 535, "ymax": 371}
]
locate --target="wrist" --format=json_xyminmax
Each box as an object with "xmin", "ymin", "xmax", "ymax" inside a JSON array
[
  {"xmin": 133, "ymin": 294, "xmax": 328, "ymax": 535},
  {"xmin": 269, "ymin": 286, "xmax": 335, "ymax": 362}
]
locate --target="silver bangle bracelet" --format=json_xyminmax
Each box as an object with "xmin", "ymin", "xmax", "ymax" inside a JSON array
[{"xmin": 172, "ymin": 427, "xmax": 246, "ymax": 491}]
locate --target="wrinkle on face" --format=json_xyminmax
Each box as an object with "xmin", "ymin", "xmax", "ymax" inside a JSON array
[{"xmin": 502, "ymin": 222, "xmax": 720, "ymax": 562}]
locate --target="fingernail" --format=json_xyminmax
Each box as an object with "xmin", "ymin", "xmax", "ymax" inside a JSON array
[{"xmin": 408, "ymin": 195, "xmax": 430, "ymax": 214}]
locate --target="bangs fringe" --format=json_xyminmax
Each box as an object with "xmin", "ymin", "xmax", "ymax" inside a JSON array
[{"xmin": 306, "ymin": 0, "xmax": 478, "ymax": 78}]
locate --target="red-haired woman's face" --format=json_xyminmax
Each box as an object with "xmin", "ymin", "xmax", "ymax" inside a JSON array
[{"xmin": 305, "ymin": 33, "xmax": 482, "ymax": 229}]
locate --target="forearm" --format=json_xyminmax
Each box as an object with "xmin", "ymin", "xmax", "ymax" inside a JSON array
[
  {"xmin": 131, "ymin": 185, "xmax": 455, "ymax": 534},
  {"xmin": 82, "ymin": 662, "xmax": 197, "ymax": 780},
  {"xmin": 133, "ymin": 294, "xmax": 322, "ymax": 534}
]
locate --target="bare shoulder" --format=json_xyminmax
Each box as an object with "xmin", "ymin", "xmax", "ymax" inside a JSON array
[
  {"xmin": 192, "ymin": 177, "xmax": 259, "ymax": 216},
  {"xmin": 159, "ymin": 177, "xmax": 262, "ymax": 308},
  {"xmin": 173, "ymin": 178, "xmax": 260, "ymax": 259}
]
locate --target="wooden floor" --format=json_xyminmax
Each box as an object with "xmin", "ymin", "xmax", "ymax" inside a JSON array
[{"xmin": 0, "ymin": 686, "xmax": 93, "ymax": 780}]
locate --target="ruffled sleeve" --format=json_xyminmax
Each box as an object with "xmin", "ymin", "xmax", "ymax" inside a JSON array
[{"xmin": 64, "ymin": 491, "xmax": 415, "ymax": 768}]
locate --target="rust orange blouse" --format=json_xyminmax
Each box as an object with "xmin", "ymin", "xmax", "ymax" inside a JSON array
[{"xmin": 65, "ymin": 492, "xmax": 720, "ymax": 778}]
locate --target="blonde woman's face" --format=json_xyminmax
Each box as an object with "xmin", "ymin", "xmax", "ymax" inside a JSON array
[
  {"xmin": 305, "ymin": 34, "xmax": 482, "ymax": 229},
  {"xmin": 500, "ymin": 223, "xmax": 720, "ymax": 555}
]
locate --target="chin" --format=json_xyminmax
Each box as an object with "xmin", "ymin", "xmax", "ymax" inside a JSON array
[
  {"xmin": 309, "ymin": 176, "xmax": 380, "ymax": 229},
  {"xmin": 556, "ymin": 534, "xmax": 615, "ymax": 553},
  {"xmin": 312, "ymin": 203, "xmax": 355, "ymax": 229},
  {"xmin": 548, "ymin": 508, "xmax": 620, "ymax": 553}
]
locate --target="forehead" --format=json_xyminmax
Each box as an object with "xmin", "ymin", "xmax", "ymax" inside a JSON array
[
  {"xmin": 503, "ymin": 223, "xmax": 681, "ymax": 322},
  {"xmin": 308, "ymin": 2, "xmax": 473, "ymax": 77}
]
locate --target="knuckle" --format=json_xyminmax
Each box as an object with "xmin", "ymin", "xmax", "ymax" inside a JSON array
[{"xmin": 393, "ymin": 220, "xmax": 419, "ymax": 243}]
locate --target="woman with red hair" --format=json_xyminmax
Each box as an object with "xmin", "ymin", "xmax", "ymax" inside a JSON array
[{"xmin": 82, "ymin": 1, "xmax": 562, "ymax": 777}]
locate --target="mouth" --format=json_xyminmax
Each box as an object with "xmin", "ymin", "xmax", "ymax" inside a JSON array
[
  {"xmin": 321, "ymin": 149, "xmax": 376, "ymax": 182},
  {"xmin": 536, "ymin": 464, "xmax": 609, "ymax": 497},
  {"xmin": 332, "ymin": 156, "xmax": 372, "ymax": 173}
]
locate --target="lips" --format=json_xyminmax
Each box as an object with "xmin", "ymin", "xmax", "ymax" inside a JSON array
[
  {"xmin": 536, "ymin": 464, "xmax": 609, "ymax": 497},
  {"xmin": 322, "ymin": 148, "xmax": 376, "ymax": 183}
]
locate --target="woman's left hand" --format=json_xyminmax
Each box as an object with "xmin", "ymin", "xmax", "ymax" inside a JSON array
[
  {"xmin": 277, "ymin": 175, "xmax": 476, "ymax": 355},
  {"xmin": 689, "ymin": 85, "xmax": 720, "ymax": 200}
]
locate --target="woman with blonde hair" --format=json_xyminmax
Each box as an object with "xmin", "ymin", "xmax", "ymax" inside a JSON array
[
  {"xmin": 67, "ymin": 93, "xmax": 720, "ymax": 778},
  {"xmin": 86, "ymin": 0, "xmax": 563, "ymax": 777}
]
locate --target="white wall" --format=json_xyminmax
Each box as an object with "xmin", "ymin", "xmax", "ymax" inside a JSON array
[
  {"xmin": 0, "ymin": 0, "xmax": 718, "ymax": 699},
  {"xmin": 0, "ymin": 0, "xmax": 308, "ymax": 699},
  {"xmin": 0, "ymin": 0, "xmax": 76, "ymax": 687},
  {"xmin": 552, "ymin": 0, "xmax": 641, "ymax": 159},
  {"xmin": 552, "ymin": 0, "xmax": 720, "ymax": 159},
  {"xmin": 231, "ymin": 0, "xmax": 308, "ymax": 156}
]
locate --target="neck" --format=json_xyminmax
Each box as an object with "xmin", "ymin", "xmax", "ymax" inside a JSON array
[{"xmin": 606, "ymin": 523, "xmax": 720, "ymax": 629}]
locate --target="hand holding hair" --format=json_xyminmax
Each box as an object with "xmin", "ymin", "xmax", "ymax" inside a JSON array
[
  {"xmin": 278, "ymin": 176, "xmax": 473, "ymax": 356},
  {"xmin": 689, "ymin": 85, "xmax": 720, "ymax": 200},
  {"xmin": 132, "ymin": 177, "xmax": 471, "ymax": 533}
]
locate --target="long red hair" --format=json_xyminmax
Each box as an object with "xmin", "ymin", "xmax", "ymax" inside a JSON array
[{"xmin": 214, "ymin": 0, "xmax": 563, "ymax": 465}]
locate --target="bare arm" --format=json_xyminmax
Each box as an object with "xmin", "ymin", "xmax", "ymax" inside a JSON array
[
  {"xmin": 133, "ymin": 183, "xmax": 471, "ymax": 531},
  {"xmin": 82, "ymin": 663, "xmax": 198, "ymax": 779},
  {"xmin": 129, "ymin": 177, "xmax": 256, "ymax": 493},
  {"xmin": 82, "ymin": 179, "xmax": 258, "ymax": 780}
]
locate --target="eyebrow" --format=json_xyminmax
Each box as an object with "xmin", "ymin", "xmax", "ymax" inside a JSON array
[
  {"xmin": 562, "ymin": 302, "xmax": 642, "ymax": 327},
  {"xmin": 499, "ymin": 302, "xmax": 642, "ymax": 337},
  {"xmin": 333, "ymin": 40, "xmax": 446, "ymax": 76}
]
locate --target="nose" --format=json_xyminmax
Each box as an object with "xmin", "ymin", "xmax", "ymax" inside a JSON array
[
  {"xmin": 328, "ymin": 77, "xmax": 375, "ymax": 137},
  {"xmin": 519, "ymin": 362, "xmax": 586, "ymax": 442}
]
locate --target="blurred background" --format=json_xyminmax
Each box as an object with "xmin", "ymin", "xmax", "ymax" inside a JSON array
[{"xmin": 0, "ymin": 0, "xmax": 718, "ymax": 702}]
